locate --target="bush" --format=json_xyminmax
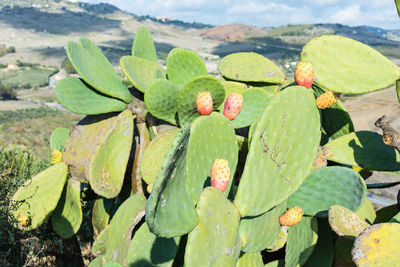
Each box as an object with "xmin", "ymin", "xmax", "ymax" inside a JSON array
[
  {"xmin": 61, "ymin": 59, "xmax": 76, "ymax": 74},
  {"xmin": 0, "ymin": 84, "xmax": 16, "ymax": 100}
]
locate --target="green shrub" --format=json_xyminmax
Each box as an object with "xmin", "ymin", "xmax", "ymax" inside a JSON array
[
  {"xmin": 61, "ymin": 59, "xmax": 76, "ymax": 74},
  {"xmin": 0, "ymin": 84, "xmax": 16, "ymax": 100}
]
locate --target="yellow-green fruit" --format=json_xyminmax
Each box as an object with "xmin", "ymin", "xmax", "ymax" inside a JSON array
[{"xmin": 316, "ymin": 91, "xmax": 337, "ymax": 109}]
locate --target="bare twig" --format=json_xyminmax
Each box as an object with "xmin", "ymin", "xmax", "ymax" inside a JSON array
[
  {"xmin": 375, "ymin": 115, "xmax": 400, "ymax": 152},
  {"xmin": 23, "ymin": 245, "xmax": 45, "ymax": 267}
]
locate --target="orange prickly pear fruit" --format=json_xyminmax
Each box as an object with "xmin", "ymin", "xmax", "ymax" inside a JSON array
[
  {"xmin": 294, "ymin": 61, "xmax": 314, "ymax": 88},
  {"xmin": 279, "ymin": 206, "xmax": 304, "ymax": 226},
  {"xmin": 210, "ymin": 158, "xmax": 230, "ymax": 192},
  {"xmin": 17, "ymin": 213, "xmax": 30, "ymax": 227},
  {"xmin": 196, "ymin": 91, "xmax": 213, "ymax": 115},
  {"xmin": 316, "ymin": 91, "xmax": 337, "ymax": 109},
  {"xmin": 224, "ymin": 93, "xmax": 243, "ymax": 120}
]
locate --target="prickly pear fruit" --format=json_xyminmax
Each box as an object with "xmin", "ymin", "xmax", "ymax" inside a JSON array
[
  {"xmin": 316, "ymin": 91, "xmax": 337, "ymax": 109},
  {"xmin": 196, "ymin": 91, "xmax": 213, "ymax": 115},
  {"xmin": 279, "ymin": 206, "xmax": 304, "ymax": 227},
  {"xmin": 210, "ymin": 158, "xmax": 230, "ymax": 192},
  {"xmin": 51, "ymin": 149, "xmax": 63, "ymax": 164},
  {"xmin": 17, "ymin": 213, "xmax": 30, "ymax": 227},
  {"xmin": 294, "ymin": 61, "xmax": 314, "ymax": 88},
  {"xmin": 224, "ymin": 93, "xmax": 243, "ymax": 120}
]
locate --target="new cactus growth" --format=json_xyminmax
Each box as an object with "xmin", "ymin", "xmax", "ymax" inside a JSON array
[
  {"xmin": 224, "ymin": 93, "xmax": 243, "ymax": 120},
  {"xmin": 294, "ymin": 61, "xmax": 314, "ymax": 88},
  {"xmin": 196, "ymin": 91, "xmax": 213, "ymax": 115},
  {"xmin": 210, "ymin": 158, "xmax": 230, "ymax": 192},
  {"xmin": 9, "ymin": 25, "xmax": 400, "ymax": 266}
]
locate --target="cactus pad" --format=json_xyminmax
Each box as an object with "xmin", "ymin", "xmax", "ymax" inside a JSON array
[
  {"xmin": 120, "ymin": 55, "xmax": 166, "ymax": 92},
  {"xmin": 234, "ymin": 86, "xmax": 320, "ymax": 217},
  {"xmin": 144, "ymin": 79, "xmax": 178, "ymax": 125},
  {"xmin": 66, "ymin": 38, "xmax": 132, "ymax": 103},
  {"xmin": 287, "ymin": 166, "xmax": 367, "ymax": 217},
  {"xmin": 266, "ymin": 227, "xmax": 288, "ymax": 252},
  {"xmin": 218, "ymin": 52, "xmax": 285, "ymax": 84},
  {"xmin": 236, "ymin": 252, "xmax": 264, "ymax": 267},
  {"xmin": 146, "ymin": 127, "xmax": 199, "ymax": 237},
  {"xmin": 92, "ymin": 197, "xmax": 113, "ymax": 238},
  {"xmin": 302, "ymin": 35, "xmax": 399, "ymax": 94},
  {"xmin": 352, "ymin": 223, "xmax": 400, "ymax": 266},
  {"xmin": 9, "ymin": 162, "xmax": 68, "ymax": 230},
  {"xmin": 88, "ymin": 110, "xmax": 134, "ymax": 198},
  {"xmin": 355, "ymin": 198, "xmax": 376, "ymax": 224},
  {"xmin": 230, "ymin": 88, "xmax": 271, "ymax": 129},
  {"xmin": 126, "ymin": 223, "xmax": 179, "ymax": 266},
  {"xmin": 239, "ymin": 201, "xmax": 286, "ymax": 252},
  {"xmin": 177, "ymin": 76, "xmax": 225, "ymax": 126},
  {"xmin": 166, "ymin": 48, "xmax": 208, "ymax": 88},
  {"xmin": 92, "ymin": 193, "xmax": 146, "ymax": 264},
  {"xmin": 132, "ymin": 26, "xmax": 157, "ymax": 63},
  {"xmin": 184, "ymin": 187, "xmax": 241, "ymax": 266},
  {"xmin": 285, "ymin": 216, "xmax": 318, "ymax": 267},
  {"xmin": 328, "ymin": 205, "xmax": 369, "ymax": 238},
  {"xmin": 323, "ymin": 131, "xmax": 400, "ymax": 171},
  {"xmin": 140, "ymin": 128, "xmax": 179, "ymax": 185},
  {"xmin": 50, "ymin": 127, "xmax": 70, "ymax": 152},
  {"xmin": 304, "ymin": 219, "xmax": 334, "ymax": 267},
  {"xmin": 186, "ymin": 112, "xmax": 238, "ymax": 203},
  {"xmin": 51, "ymin": 179, "xmax": 82, "ymax": 239},
  {"xmin": 56, "ymin": 77, "xmax": 126, "ymax": 115}
]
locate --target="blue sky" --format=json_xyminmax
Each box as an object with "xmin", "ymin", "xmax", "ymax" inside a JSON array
[{"xmin": 79, "ymin": 0, "xmax": 400, "ymax": 29}]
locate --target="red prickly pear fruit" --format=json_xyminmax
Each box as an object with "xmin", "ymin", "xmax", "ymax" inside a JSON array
[
  {"xmin": 294, "ymin": 61, "xmax": 314, "ymax": 88},
  {"xmin": 224, "ymin": 93, "xmax": 243, "ymax": 120},
  {"xmin": 316, "ymin": 91, "xmax": 337, "ymax": 109},
  {"xmin": 279, "ymin": 206, "xmax": 304, "ymax": 227},
  {"xmin": 210, "ymin": 158, "xmax": 230, "ymax": 192},
  {"xmin": 196, "ymin": 91, "xmax": 213, "ymax": 115}
]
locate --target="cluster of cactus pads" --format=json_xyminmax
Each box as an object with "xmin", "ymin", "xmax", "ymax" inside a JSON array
[{"xmin": 8, "ymin": 26, "xmax": 400, "ymax": 266}]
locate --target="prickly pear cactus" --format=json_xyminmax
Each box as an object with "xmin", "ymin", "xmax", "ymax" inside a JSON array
[
  {"xmin": 234, "ymin": 86, "xmax": 320, "ymax": 217},
  {"xmin": 328, "ymin": 205, "xmax": 370, "ymax": 238}
]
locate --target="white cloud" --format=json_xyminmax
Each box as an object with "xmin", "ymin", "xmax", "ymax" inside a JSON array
[{"xmin": 331, "ymin": 4, "xmax": 361, "ymax": 24}]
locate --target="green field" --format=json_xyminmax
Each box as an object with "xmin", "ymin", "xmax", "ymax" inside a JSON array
[{"xmin": 0, "ymin": 68, "xmax": 58, "ymax": 89}]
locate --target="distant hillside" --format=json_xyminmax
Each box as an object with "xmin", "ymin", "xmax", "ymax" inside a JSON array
[{"xmin": 201, "ymin": 24, "xmax": 267, "ymax": 42}]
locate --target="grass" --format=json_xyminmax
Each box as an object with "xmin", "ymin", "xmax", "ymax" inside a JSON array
[
  {"xmin": 0, "ymin": 108, "xmax": 83, "ymax": 159},
  {"xmin": 0, "ymin": 68, "xmax": 58, "ymax": 89}
]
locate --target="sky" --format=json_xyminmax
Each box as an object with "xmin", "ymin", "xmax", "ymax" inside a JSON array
[{"xmin": 79, "ymin": 0, "xmax": 400, "ymax": 29}]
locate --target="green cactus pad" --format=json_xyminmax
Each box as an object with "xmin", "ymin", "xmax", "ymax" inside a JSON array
[
  {"xmin": 236, "ymin": 252, "xmax": 264, "ymax": 267},
  {"xmin": 166, "ymin": 48, "xmax": 208, "ymax": 88},
  {"xmin": 56, "ymin": 77, "xmax": 126, "ymax": 115},
  {"xmin": 230, "ymin": 88, "xmax": 271, "ymax": 129},
  {"xmin": 374, "ymin": 204, "xmax": 400, "ymax": 224},
  {"xmin": 287, "ymin": 166, "xmax": 367, "ymax": 217},
  {"xmin": 302, "ymin": 35, "xmax": 399, "ymax": 94},
  {"xmin": 140, "ymin": 128, "xmax": 179, "ymax": 185},
  {"xmin": 9, "ymin": 162, "xmax": 68, "ymax": 230},
  {"xmin": 285, "ymin": 216, "xmax": 318, "ymax": 267},
  {"xmin": 397, "ymin": 80, "xmax": 400, "ymax": 104},
  {"xmin": 50, "ymin": 127, "xmax": 70, "ymax": 152},
  {"xmin": 92, "ymin": 193, "xmax": 146, "ymax": 264},
  {"xmin": 89, "ymin": 110, "xmax": 134, "ymax": 198},
  {"xmin": 186, "ymin": 112, "xmax": 238, "ymax": 203},
  {"xmin": 391, "ymin": 212, "xmax": 400, "ymax": 223},
  {"xmin": 234, "ymin": 86, "xmax": 320, "ymax": 217},
  {"xmin": 355, "ymin": 198, "xmax": 376, "ymax": 224},
  {"xmin": 304, "ymin": 218, "xmax": 334, "ymax": 267},
  {"xmin": 51, "ymin": 179, "xmax": 82, "ymax": 239},
  {"xmin": 264, "ymin": 260, "xmax": 284, "ymax": 267},
  {"xmin": 126, "ymin": 223, "xmax": 180, "ymax": 266},
  {"xmin": 239, "ymin": 201, "xmax": 286, "ymax": 253},
  {"xmin": 328, "ymin": 205, "xmax": 369, "ymax": 238},
  {"xmin": 144, "ymin": 79, "xmax": 178, "ymax": 125},
  {"xmin": 146, "ymin": 127, "xmax": 199, "ymax": 237},
  {"xmin": 92, "ymin": 197, "xmax": 113, "ymax": 238},
  {"xmin": 184, "ymin": 187, "xmax": 241, "ymax": 266},
  {"xmin": 266, "ymin": 227, "xmax": 288, "ymax": 252},
  {"xmin": 352, "ymin": 223, "xmax": 400, "ymax": 266},
  {"xmin": 218, "ymin": 52, "xmax": 285, "ymax": 84},
  {"xmin": 66, "ymin": 38, "xmax": 132, "ymax": 103},
  {"xmin": 313, "ymin": 85, "xmax": 354, "ymax": 139},
  {"xmin": 177, "ymin": 76, "xmax": 225, "ymax": 126},
  {"xmin": 217, "ymin": 81, "xmax": 248, "ymax": 110},
  {"xmin": 323, "ymin": 131, "xmax": 400, "ymax": 171},
  {"xmin": 132, "ymin": 26, "xmax": 157, "ymax": 63},
  {"xmin": 120, "ymin": 55, "xmax": 166, "ymax": 93}
]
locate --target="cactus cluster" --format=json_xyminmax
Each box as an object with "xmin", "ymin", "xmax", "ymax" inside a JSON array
[{"xmin": 7, "ymin": 26, "xmax": 400, "ymax": 266}]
